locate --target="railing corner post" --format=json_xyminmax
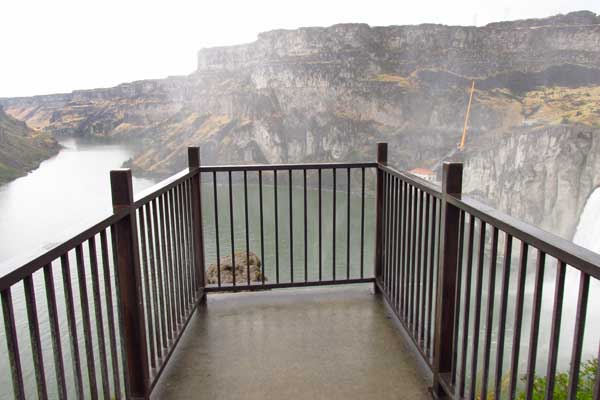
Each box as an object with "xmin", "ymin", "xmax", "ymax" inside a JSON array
[
  {"xmin": 110, "ymin": 169, "xmax": 150, "ymax": 399},
  {"xmin": 432, "ymin": 162, "xmax": 463, "ymax": 398},
  {"xmin": 188, "ymin": 147, "xmax": 207, "ymax": 304},
  {"xmin": 374, "ymin": 142, "xmax": 388, "ymax": 293}
]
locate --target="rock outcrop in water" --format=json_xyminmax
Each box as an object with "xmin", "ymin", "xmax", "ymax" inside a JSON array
[
  {"xmin": 206, "ymin": 251, "xmax": 266, "ymax": 285},
  {"xmin": 0, "ymin": 106, "xmax": 59, "ymax": 185},
  {"xmin": 1, "ymin": 10, "xmax": 600, "ymax": 238}
]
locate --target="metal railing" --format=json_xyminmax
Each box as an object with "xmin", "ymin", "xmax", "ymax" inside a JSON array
[
  {"xmin": 199, "ymin": 162, "xmax": 378, "ymax": 291},
  {"xmin": 0, "ymin": 148, "xmax": 378, "ymax": 399},
  {"xmin": 2, "ymin": 143, "xmax": 599, "ymax": 400},
  {"xmin": 373, "ymin": 142, "xmax": 600, "ymax": 400}
]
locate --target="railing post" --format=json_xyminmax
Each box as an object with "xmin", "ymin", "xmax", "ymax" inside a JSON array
[
  {"xmin": 110, "ymin": 169, "xmax": 150, "ymax": 400},
  {"xmin": 374, "ymin": 142, "xmax": 388, "ymax": 293},
  {"xmin": 188, "ymin": 147, "xmax": 206, "ymax": 304},
  {"xmin": 432, "ymin": 162, "xmax": 463, "ymax": 399}
]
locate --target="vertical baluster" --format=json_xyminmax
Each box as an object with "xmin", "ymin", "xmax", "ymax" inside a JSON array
[
  {"xmin": 187, "ymin": 180, "xmax": 198, "ymax": 300},
  {"xmin": 346, "ymin": 168, "xmax": 351, "ymax": 280},
  {"xmin": 524, "ymin": 250, "xmax": 546, "ymax": 400},
  {"xmin": 1, "ymin": 288, "xmax": 25, "ymax": 400},
  {"xmin": 174, "ymin": 185, "xmax": 187, "ymax": 311},
  {"xmin": 480, "ymin": 227, "xmax": 499, "ymax": 400},
  {"xmin": 386, "ymin": 175, "xmax": 392, "ymax": 298},
  {"xmin": 75, "ymin": 244, "xmax": 98, "ymax": 398},
  {"xmin": 138, "ymin": 207, "xmax": 156, "ymax": 369},
  {"xmin": 508, "ymin": 242, "xmax": 529, "ymax": 400},
  {"xmin": 167, "ymin": 190, "xmax": 182, "ymax": 323},
  {"xmin": 145, "ymin": 203, "xmax": 162, "ymax": 360},
  {"xmin": 100, "ymin": 230, "xmax": 122, "ymax": 399},
  {"xmin": 400, "ymin": 180, "xmax": 408, "ymax": 315},
  {"xmin": 389, "ymin": 174, "xmax": 395, "ymax": 295},
  {"xmin": 382, "ymin": 173, "xmax": 389, "ymax": 292},
  {"xmin": 415, "ymin": 189, "xmax": 424, "ymax": 339},
  {"xmin": 175, "ymin": 185, "xmax": 189, "ymax": 311},
  {"xmin": 333, "ymin": 168, "xmax": 337, "ymax": 281},
  {"xmin": 544, "ymin": 260, "xmax": 567, "ymax": 399},
  {"xmin": 304, "ymin": 169, "xmax": 308, "ymax": 282},
  {"xmin": 567, "ymin": 271, "xmax": 590, "ymax": 400},
  {"xmin": 88, "ymin": 238, "xmax": 111, "ymax": 399},
  {"xmin": 274, "ymin": 170, "xmax": 280, "ymax": 284},
  {"xmin": 176, "ymin": 186, "xmax": 188, "ymax": 311},
  {"xmin": 393, "ymin": 177, "xmax": 400, "ymax": 306},
  {"xmin": 318, "ymin": 169, "xmax": 322, "ymax": 281},
  {"xmin": 289, "ymin": 169, "xmax": 294, "ymax": 283},
  {"xmin": 244, "ymin": 171, "xmax": 250, "ymax": 285},
  {"xmin": 43, "ymin": 263, "xmax": 67, "ymax": 399},
  {"xmin": 468, "ymin": 220, "xmax": 486, "ymax": 400},
  {"xmin": 179, "ymin": 182, "xmax": 192, "ymax": 307},
  {"xmin": 151, "ymin": 201, "xmax": 168, "ymax": 350},
  {"xmin": 427, "ymin": 196, "xmax": 437, "ymax": 358},
  {"xmin": 420, "ymin": 193, "xmax": 430, "ymax": 347},
  {"xmin": 410, "ymin": 185, "xmax": 418, "ymax": 331},
  {"xmin": 185, "ymin": 181, "xmax": 195, "ymax": 304},
  {"xmin": 360, "ymin": 167, "xmax": 365, "ymax": 279},
  {"xmin": 23, "ymin": 275, "xmax": 48, "ymax": 400},
  {"xmin": 494, "ymin": 233, "xmax": 513, "ymax": 400},
  {"xmin": 450, "ymin": 210, "xmax": 466, "ymax": 386},
  {"xmin": 60, "ymin": 254, "xmax": 84, "ymax": 397},
  {"xmin": 405, "ymin": 184, "xmax": 413, "ymax": 322},
  {"xmin": 459, "ymin": 214, "xmax": 476, "ymax": 398},
  {"xmin": 259, "ymin": 171, "xmax": 265, "ymax": 285},
  {"xmin": 159, "ymin": 194, "xmax": 175, "ymax": 335},
  {"xmin": 109, "ymin": 225, "xmax": 129, "ymax": 397},
  {"xmin": 228, "ymin": 171, "xmax": 236, "ymax": 286},
  {"xmin": 213, "ymin": 172, "xmax": 221, "ymax": 287},
  {"xmin": 374, "ymin": 143, "xmax": 387, "ymax": 292},
  {"xmin": 391, "ymin": 177, "xmax": 398, "ymax": 306},
  {"xmin": 396, "ymin": 177, "xmax": 403, "ymax": 309}
]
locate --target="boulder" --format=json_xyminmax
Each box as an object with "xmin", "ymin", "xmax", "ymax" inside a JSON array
[{"xmin": 206, "ymin": 251, "xmax": 266, "ymax": 284}]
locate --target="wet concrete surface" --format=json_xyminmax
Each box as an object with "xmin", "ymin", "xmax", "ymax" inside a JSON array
[{"xmin": 152, "ymin": 285, "xmax": 431, "ymax": 399}]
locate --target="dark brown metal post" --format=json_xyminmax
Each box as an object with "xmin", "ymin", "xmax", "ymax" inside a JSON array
[
  {"xmin": 188, "ymin": 147, "xmax": 206, "ymax": 303},
  {"xmin": 432, "ymin": 162, "xmax": 463, "ymax": 398},
  {"xmin": 374, "ymin": 142, "xmax": 388, "ymax": 293},
  {"xmin": 110, "ymin": 169, "xmax": 150, "ymax": 400}
]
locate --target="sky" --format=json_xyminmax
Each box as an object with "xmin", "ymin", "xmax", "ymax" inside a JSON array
[{"xmin": 1, "ymin": 0, "xmax": 599, "ymax": 97}]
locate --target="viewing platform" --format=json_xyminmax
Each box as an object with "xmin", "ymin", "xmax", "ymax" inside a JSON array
[
  {"xmin": 152, "ymin": 286, "xmax": 430, "ymax": 400},
  {"xmin": 1, "ymin": 144, "xmax": 599, "ymax": 400}
]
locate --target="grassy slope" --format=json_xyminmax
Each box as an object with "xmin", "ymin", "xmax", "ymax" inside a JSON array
[{"xmin": 0, "ymin": 107, "xmax": 59, "ymax": 184}]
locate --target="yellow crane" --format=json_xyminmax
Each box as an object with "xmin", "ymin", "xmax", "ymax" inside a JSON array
[{"xmin": 458, "ymin": 80, "xmax": 475, "ymax": 151}]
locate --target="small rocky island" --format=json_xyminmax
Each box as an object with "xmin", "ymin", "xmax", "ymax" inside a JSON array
[{"xmin": 206, "ymin": 251, "xmax": 266, "ymax": 284}]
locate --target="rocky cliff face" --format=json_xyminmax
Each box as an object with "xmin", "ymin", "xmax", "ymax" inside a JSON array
[
  {"xmin": 1, "ymin": 10, "xmax": 600, "ymax": 238},
  {"xmin": 463, "ymin": 124, "xmax": 600, "ymax": 238},
  {"xmin": 0, "ymin": 106, "xmax": 59, "ymax": 185}
]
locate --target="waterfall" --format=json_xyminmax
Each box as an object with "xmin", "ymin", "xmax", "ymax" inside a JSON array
[
  {"xmin": 557, "ymin": 186, "xmax": 600, "ymax": 369},
  {"xmin": 573, "ymin": 187, "xmax": 600, "ymax": 253}
]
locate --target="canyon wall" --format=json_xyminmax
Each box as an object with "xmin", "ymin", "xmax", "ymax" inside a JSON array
[{"xmin": 1, "ymin": 10, "xmax": 600, "ymax": 238}]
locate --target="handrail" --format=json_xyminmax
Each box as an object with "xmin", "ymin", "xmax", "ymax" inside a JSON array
[
  {"xmin": 0, "ymin": 209, "xmax": 129, "ymax": 292},
  {"xmin": 200, "ymin": 161, "xmax": 377, "ymax": 172},
  {"xmin": 378, "ymin": 164, "xmax": 442, "ymax": 199},
  {"xmin": 133, "ymin": 168, "xmax": 198, "ymax": 208}
]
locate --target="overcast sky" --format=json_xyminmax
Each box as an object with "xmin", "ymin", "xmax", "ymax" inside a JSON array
[{"xmin": 1, "ymin": 0, "xmax": 598, "ymax": 97}]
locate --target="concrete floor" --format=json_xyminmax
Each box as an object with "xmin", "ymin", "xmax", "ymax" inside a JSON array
[{"xmin": 152, "ymin": 285, "xmax": 431, "ymax": 400}]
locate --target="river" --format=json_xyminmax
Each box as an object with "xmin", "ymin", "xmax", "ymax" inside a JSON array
[{"xmin": 0, "ymin": 138, "xmax": 155, "ymax": 265}]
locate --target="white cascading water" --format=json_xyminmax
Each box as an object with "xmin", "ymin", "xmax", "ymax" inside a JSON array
[
  {"xmin": 573, "ymin": 187, "xmax": 600, "ymax": 252},
  {"xmin": 557, "ymin": 187, "xmax": 600, "ymax": 370}
]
